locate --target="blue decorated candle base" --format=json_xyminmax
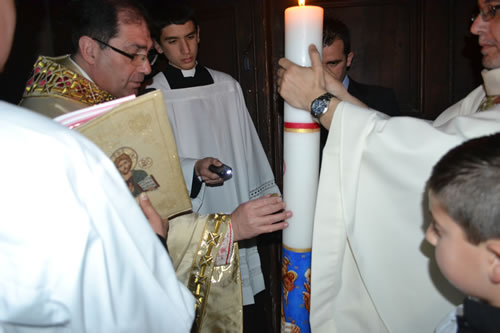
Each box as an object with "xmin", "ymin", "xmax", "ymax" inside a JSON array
[{"xmin": 281, "ymin": 245, "xmax": 311, "ymax": 333}]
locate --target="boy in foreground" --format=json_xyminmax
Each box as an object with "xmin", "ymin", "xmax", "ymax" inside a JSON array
[{"xmin": 426, "ymin": 133, "xmax": 500, "ymax": 332}]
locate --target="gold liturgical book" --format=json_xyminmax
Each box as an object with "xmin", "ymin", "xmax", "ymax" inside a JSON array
[{"xmin": 57, "ymin": 90, "xmax": 192, "ymax": 218}]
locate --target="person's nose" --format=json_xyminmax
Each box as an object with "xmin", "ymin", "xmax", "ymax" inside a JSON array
[
  {"xmin": 180, "ymin": 39, "xmax": 190, "ymax": 55},
  {"xmin": 471, "ymin": 13, "xmax": 488, "ymax": 36},
  {"xmin": 139, "ymin": 58, "xmax": 152, "ymax": 75}
]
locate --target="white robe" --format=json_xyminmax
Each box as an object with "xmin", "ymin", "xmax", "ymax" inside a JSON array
[
  {"xmin": 0, "ymin": 103, "xmax": 195, "ymax": 332},
  {"xmin": 434, "ymin": 68, "xmax": 500, "ymax": 126},
  {"xmin": 310, "ymin": 77, "xmax": 500, "ymax": 332},
  {"xmin": 149, "ymin": 68, "xmax": 280, "ymax": 305}
]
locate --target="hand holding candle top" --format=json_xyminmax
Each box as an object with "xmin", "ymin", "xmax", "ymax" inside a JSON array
[
  {"xmin": 278, "ymin": 44, "xmax": 368, "ymax": 130},
  {"xmin": 278, "ymin": 45, "xmax": 329, "ymax": 111}
]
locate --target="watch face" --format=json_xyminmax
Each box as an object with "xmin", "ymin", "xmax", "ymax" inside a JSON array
[
  {"xmin": 311, "ymin": 93, "xmax": 332, "ymax": 118},
  {"xmin": 312, "ymin": 99, "xmax": 327, "ymax": 116}
]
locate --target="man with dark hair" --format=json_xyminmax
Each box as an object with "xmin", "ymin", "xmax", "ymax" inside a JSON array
[
  {"xmin": 322, "ymin": 16, "xmax": 400, "ymax": 116},
  {"xmin": 19, "ymin": 0, "xmax": 154, "ymax": 117},
  {"xmin": 320, "ymin": 17, "xmax": 400, "ymax": 151},
  {"xmin": 148, "ymin": 6, "xmax": 282, "ymax": 330},
  {"xmin": 426, "ymin": 133, "xmax": 500, "ymax": 332},
  {"xmin": 322, "ymin": 17, "xmax": 399, "ymax": 117}
]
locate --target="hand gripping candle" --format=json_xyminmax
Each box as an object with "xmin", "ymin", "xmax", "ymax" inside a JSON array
[{"xmin": 282, "ymin": 2, "xmax": 323, "ymax": 333}]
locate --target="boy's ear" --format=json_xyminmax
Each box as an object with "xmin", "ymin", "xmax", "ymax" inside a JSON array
[
  {"xmin": 486, "ymin": 240, "xmax": 500, "ymax": 284},
  {"xmin": 154, "ymin": 40, "xmax": 164, "ymax": 54}
]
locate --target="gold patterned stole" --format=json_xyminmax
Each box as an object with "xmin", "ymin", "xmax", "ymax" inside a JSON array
[
  {"xmin": 188, "ymin": 214, "xmax": 243, "ymax": 333},
  {"xmin": 478, "ymin": 68, "xmax": 500, "ymax": 112},
  {"xmin": 23, "ymin": 55, "xmax": 115, "ymax": 106}
]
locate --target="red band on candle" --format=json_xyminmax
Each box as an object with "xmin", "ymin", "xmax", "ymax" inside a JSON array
[{"xmin": 284, "ymin": 122, "xmax": 320, "ymax": 129}]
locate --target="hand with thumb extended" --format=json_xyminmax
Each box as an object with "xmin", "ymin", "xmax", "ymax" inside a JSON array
[{"xmin": 277, "ymin": 44, "xmax": 328, "ymax": 111}]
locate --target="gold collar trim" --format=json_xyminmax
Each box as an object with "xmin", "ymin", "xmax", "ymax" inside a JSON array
[{"xmin": 23, "ymin": 55, "xmax": 115, "ymax": 106}]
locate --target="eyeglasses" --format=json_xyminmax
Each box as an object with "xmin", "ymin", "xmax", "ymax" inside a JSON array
[
  {"xmin": 472, "ymin": 4, "xmax": 499, "ymax": 22},
  {"xmin": 92, "ymin": 38, "xmax": 157, "ymax": 66}
]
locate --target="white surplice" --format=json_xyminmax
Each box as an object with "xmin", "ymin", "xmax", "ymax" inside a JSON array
[
  {"xmin": 310, "ymin": 71, "xmax": 500, "ymax": 332},
  {"xmin": 0, "ymin": 103, "xmax": 195, "ymax": 332},
  {"xmin": 434, "ymin": 68, "xmax": 500, "ymax": 125},
  {"xmin": 150, "ymin": 68, "xmax": 280, "ymax": 305}
]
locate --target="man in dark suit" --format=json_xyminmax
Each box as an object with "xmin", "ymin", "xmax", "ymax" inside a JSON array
[
  {"xmin": 320, "ymin": 17, "xmax": 400, "ymax": 151},
  {"xmin": 322, "ymin": 17, "xmax": 400, "ymax": 115}
]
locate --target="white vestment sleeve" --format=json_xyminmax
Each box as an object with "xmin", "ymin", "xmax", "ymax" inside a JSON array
[
  {"xmin": 0, "ymin": 104, "xmax": 195, "ymax": 333},
  {"xmin": 311, "ymin": 101, "xmax": 500, "ymax": 333}
]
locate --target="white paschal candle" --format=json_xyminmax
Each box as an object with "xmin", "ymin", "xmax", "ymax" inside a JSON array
[{"xmin": 283, "ymin": 4, "xmax": 323, "ymax": 250}]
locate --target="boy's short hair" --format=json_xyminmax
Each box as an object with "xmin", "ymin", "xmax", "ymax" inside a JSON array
[
  {"xmin": 428, "ymin": 133, "xmax": 500, "ymax": 244},
  {"xmin": 150, "ymin": 4, "xmax": 198, "ymax": 43}
]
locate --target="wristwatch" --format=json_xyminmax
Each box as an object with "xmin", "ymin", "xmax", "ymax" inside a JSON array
[{"xmin": 310, "ymin": 92, "xmax": 334, "ymax": 120}]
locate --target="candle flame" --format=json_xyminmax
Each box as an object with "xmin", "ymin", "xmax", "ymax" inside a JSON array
[{"xmin": 298, "ymin": 0, "xmax": 305, "ymax": 6}]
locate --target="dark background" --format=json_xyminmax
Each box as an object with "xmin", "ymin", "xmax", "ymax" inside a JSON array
[{"xmin": 1, "ymin": 1, "xmax": 482, "ymax": 331}]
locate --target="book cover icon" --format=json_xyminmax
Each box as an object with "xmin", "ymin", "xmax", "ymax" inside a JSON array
[{"xmin": 55, "ymin": 90, "xmax": 192, "ymax": 219}]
